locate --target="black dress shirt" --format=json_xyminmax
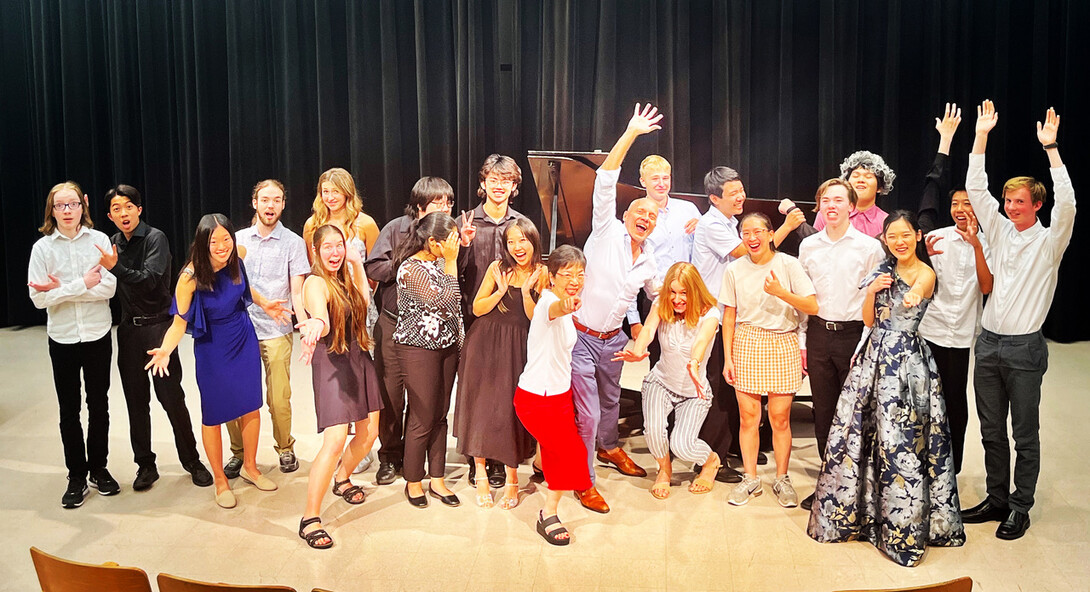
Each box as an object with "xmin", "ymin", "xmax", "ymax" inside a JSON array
[
  {"xmin": 456, "ymin": 204, "xmax": 524, "ymax": 318},
  {"xmin": 365, "ymin": 215, "xmax": 414, "ymax": 317},
  {"xmin": 110, "ymin": 222, "xmax": 174, "ymax": 323}
]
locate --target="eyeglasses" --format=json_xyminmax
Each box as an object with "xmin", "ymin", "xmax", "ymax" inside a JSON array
[
  {"xmin": 53, "ymin": 202, "xmax": 83, "ymax": 212},
  {"xmin": 485, "ymin": 177, "xmax": 515, "ymax": 188}
]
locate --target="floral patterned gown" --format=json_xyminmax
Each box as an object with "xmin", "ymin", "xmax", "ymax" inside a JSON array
[{"xmin": 807, "ymin": 260, "xmax": 965, "ymax": 567}]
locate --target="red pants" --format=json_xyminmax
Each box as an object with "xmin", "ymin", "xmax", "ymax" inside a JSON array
[{"xmin": 514, "ymin": 387, "xmax": 591, "ymax": 491}]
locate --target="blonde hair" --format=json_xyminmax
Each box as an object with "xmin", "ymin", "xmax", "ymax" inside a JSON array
[
  {"xmin": 311, "ymin": 168, "xmax": 363, "ymax": 239},
  {"xmin": 639, "ymin": 155, "xmax": 671, "ymax": 179},
  {"xmin": 1003, "ymin": 176, "xmax": 1048, "ymax": 206},
  {"xmin": 311, "ymin": 225, "xmax": 371, "ymax": 353},
  {"xmin": 40, "ymin": 181, "xmax": 93, "ymax": 236},
  {"xmin": 656, "ymin": 262, "xmax": 716, "ymax": 328}
]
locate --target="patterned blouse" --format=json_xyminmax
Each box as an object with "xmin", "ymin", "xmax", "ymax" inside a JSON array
[{"xmin": 394, "ymin": 257, "xmax": 464, "ymax": 349}]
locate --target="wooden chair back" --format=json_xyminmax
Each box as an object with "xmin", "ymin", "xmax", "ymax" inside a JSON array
[
  {"xmin": 837, "ymin": 576, "xmax": 973, "ymax": 592},
  {"xmin": 157, "ymin": 573, "xmax": 297, "ymax": 592},
  {"xmin": 29, "ymin": 546, "xmax": 152, "ymax": 592}
]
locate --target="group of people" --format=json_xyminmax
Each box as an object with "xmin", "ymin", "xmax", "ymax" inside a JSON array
[{"xmin": 28, "ymin": 99, "xmax": 1074, "ymax": 565}]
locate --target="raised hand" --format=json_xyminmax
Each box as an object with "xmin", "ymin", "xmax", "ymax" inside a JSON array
[
  {"xmin": 924, "ymin": 233, "xmax": 945, "ymax": 256},
  {"xmin": 903, "ymin": 291, "xmax": 923, "ymax": 308},
  {"xmin": 626, "ymin": 103, "xmax": 664, "ymax": 136},
  {"xmin": 526, "ymin": 264, "xmax": 545, "ymax": 290},
  {"xmin": 345, "ymin": 242, "xmax": 364, "ymax": 265},
  {"xmin": 145, "ymin": 348, "xmax": 171, "ymax": 377},
  {"xmin": 560, "ymin": 296, "xmax": 582, "ymax": 315},
  {"xmin": 28, "ymin": 274, "xmax": 61, "ymax": 292},
  {"xmin": 262, "ymin": 299, "xmax": 292, "ymax": 325},
  {"xmin": 778, "ymin": 198, "xmax": 797, "ymax": 215},
  {"xmin": 612, "ymin": 346, "xmax": 649, "ymax": 363},
  {"xmin": 784, "ymin": 208, "xmax": 806, "ymax": 231},
  {"xmin": 1037, "ymin": 107, "xmax": 1060, "ymax": 146},
  {"xmin": 866, "ymin": 272, "xmax": 894, "ymax": 295},
  {"xmin": 83, "ymin": 265, "xmax": 103, "ymax": 290},
  {"xmin": 953, "ymin": 211, "xmax": 982, "ymax": 248},
  {"xmin": 95, "ymin": 244, "xmax": 119, "ymax": 270},
  {"xmin": 976, "ymin": 100, "xmax": 999, "ymax": 136},
  {"xmin": 492, "ymin": 266, "xmax": 512, "ymax": 294},
  {"xmin": 935, "ymin": 102, "xmax": 962, "ymax": 139},
  {"xmin": 459, "ymin": 211, "xmax": 477, "ymax": 246},
  {"xmin": 763, "ymin": 269, "xmax": 786, "ymax": 298},
  {"xmin": 440, "ymin": 229, "xmax": 461, "ymax": 261}
]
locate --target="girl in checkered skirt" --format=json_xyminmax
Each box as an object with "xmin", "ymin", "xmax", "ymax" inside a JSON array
[{"xmin": 719, "ymin": 213, "xmax": 818, "ymax": 507}]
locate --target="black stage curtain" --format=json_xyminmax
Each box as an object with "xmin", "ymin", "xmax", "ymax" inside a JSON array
[{"xmin": 2, "ymin": 0, "xmax": 1087, "ymax": 342}]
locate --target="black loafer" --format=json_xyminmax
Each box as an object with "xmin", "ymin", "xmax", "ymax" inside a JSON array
[
  {"xmin": 962, "ymin": 498, "xmax": 1010, "ymax": 524},
  {"xmin": 133, "ymin": 465, "xmax": 160, "ymax": 492},
  {"xmin": 486, "ymin": 459, "xmax": 506, "ymax": 488},
  {"xmin": 996, "ymin": 510, "xmax": 1031, "ymax": 540},
  {"xmin": 405, "ymin": 485, "xmax": 428, "ymax": 508},
  {"xmin": 715, "ymin": 465, "xmax": 744, "ymax": 484},
  {"xmin": 428, "ymin": 485, "xmax": 461, "ymax": 507},
  {"xmin": 224, "ymin": 457, "xmax": 243, "ymax": 479},
  {"xmin": 376, "ymin": 462, "xmax": 399, "ymax": 485},
  {"xmin": 800, "ymin": 492, "xmax": 815, "ymax": 511},
  {"xmin": 183, "ymin": 460, "xmax": 214, "ymax": 487}
]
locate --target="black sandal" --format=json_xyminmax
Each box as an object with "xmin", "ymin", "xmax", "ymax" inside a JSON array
[
  {"xmin": 536, "ymin": 511, "xmax": 571, "ymax": 546},
  {"xmin": 298, "ymin": 516, "xmax": 333, "ymax": 549},
  {"xmin": 531, "ymin": 463, "xmax": 545, "ymax": 481},
  {"xmin": 332, "ymin": 478, "xmax": 366, "ymax": 504}
]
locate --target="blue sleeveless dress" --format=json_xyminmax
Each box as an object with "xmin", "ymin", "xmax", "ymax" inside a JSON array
[
  {"xmin": 171, "ymin": 261, "xmax": 262, "ymax": 426},
  {"xmin": 807, "ymin": 260, "xmax": 965, "ymax": 567}
]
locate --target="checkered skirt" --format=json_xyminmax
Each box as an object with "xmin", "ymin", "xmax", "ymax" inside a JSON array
[{"xmin": 731, "ymin": 323, "xmax": 802, "ymax": 395}]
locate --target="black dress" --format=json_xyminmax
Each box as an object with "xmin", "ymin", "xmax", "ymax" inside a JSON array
[
  {"xmin": 311, "ymin": 313, "xmax": 384, "ymax": 433},
  {"xmin": 453, "ymin": 286, "xmax": 536, "ymax": 467}
]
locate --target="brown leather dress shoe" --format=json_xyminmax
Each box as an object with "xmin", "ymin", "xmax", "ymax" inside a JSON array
[
  {"xmin": 575, "ymin": 486, "xmax": 610, "ymax": 514},
  {"xmin": 596, "ymin": 448, "xmax": 647, "ymax": 477}
]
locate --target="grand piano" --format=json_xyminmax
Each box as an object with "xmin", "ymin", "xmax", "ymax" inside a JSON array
[{"xmin": 526, "ymin": 150, "xmax": 815, "ymax": 256}]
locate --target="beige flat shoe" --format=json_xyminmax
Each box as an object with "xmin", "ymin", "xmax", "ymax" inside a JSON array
[
  {"xmin": 240, "ymin": 467, "xmax": 277, "ymax": 491},
  {"xmin": 215, "ymin": 487, "xmax": 237, "ymax": 509}
]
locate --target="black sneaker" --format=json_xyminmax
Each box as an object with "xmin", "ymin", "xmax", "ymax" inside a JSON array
[
  {"xmin": 88, "ymin": 469, "xmax": 121, "ymax": 496},
  {"xmin": 224, "ymin": 457, "xmax": 243, "ymax": 479},
  {"xmin": 183, "ymin": 460, "xmax": 214, "ymax": 487},
  {"xmin": 133, "ymin": 465, "xmax": 160, "ymax": 492},
  {"xmin": 279, "ymin": 451, "xmax": 299, "ymax": 473},
  {"xmin": 62, "ymin": 478, "xmax": 88, "ymax": 509}
]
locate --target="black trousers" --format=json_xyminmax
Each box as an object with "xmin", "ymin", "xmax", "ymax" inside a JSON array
[
  {"xmin": 399, "ymin": 343, "xmax": 458, "ymax": 482},
  {"xmin": 700, "ymin": 328, "xmax": 740, "ymax": 459},
  {"xmin": 48, "ymin": 333, "xmax": 112, "ymax": 480},
  {"xmin": 373, "ymin": 312, "xmax": 407, "ymax": 465},
  {"xmin": 974, "ymin": 329, "xmax": 1046, "ymax": 514},
  {"xmin": 117, "ymin": 320, "xmax": 200, "ymax": 468},
  {"xmin": 806, "ymin": 321, "xmax": 864, "ymax": 459},
  {"xmin": 925, "ymin": 340, "xmax": 970, "ymax": 474}
]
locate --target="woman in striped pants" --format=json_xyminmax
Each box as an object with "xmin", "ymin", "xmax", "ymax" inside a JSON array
[{"xmin": 614, "ymin": 262, "xmax": 722, "ymax": 499}]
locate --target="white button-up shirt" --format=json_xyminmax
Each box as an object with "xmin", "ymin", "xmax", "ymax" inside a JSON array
[
  {"xmin": 966, "ymin": 153, "xmax": 1076, "ymax": 335},
  {"xmin": 237, "ymin": 222, "xmax": 310, "ymax": 340},
  {"xmin": 645, "ymin": 197, "xmax": 700, "ymax": 282},
  {"xmin": 798, "ymin": 224, "xmax": 884, "ymax": 347},
  {"xmin": 28, "ymin": 226, "xmax": 117, "ymax": 344},
  {"xmin": 692, "ymin": 206, "xmax": 741, "ymax": 298},
  {"xmin": 918, "ymin": 226, "xmax": 991, "ymax": 348},
  {"xmin": 579, "ymin": 167, "xmax": 659, "ymax": 333}
]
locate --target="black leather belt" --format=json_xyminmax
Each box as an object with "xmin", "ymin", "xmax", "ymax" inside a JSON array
[
  {"xmin": 129, "ymin": 314, "xmax": 172, "ymax": 327},
  {"xmin": 813, "ymin": 317, "xmax": 864, "ymax": 332}
]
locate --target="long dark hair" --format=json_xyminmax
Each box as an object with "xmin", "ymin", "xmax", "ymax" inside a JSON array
[
  {"xmin": 394, "ymin": 211, "xmax": 458, "ymax": 267},
  {"xmin": 498, "ymin": 218, "xmax": 544, "ymax": 274},
  {"xmin": 311, "ymin": 224, "xmax": 370, "ymax": 353},
  {"xmin": 188, "ymin": 214, "xmax": 240, "ymax": 290},
  {"xmin": 881, "ymin": 210, "xmax": 936, "ymax": 294}
]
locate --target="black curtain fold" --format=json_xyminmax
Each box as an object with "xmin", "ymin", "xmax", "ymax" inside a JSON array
[{"xmin": 2, "ymin": 0, "xmax": 1087, "ymax": 342}]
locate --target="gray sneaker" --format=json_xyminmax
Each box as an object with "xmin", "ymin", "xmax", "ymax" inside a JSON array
[
  {"xmin": 224, "ymin": 457, "xmax": 243, "ymax": 479},
  {"xmin": 353, "ymin": 450, "xmax": 376, "ymax": 475},
  {"xmin": 279, "ymin": 451, "xmax": 299, "ymax": 473},
  {"xmin": 728, "ymin": 474, "xmax": 763, "ymax": 506},
  {"xmin": 772, "ymin": 475, "xmax": 798, "ymax": 507}
]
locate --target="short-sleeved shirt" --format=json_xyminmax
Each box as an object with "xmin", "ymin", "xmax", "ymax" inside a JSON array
[
  {"xmin": 691, "ymin": 207, "xmax": 741, "ymax": 298},
  {"xmin": 650, "ymin": 304, "xmax": 722, "ymax": 398},
  {"xmin": 236, "ymin": 222, "xmax": 310, "ymax": 340},
  {"xmin": 518, "ymin": 290, "xmax": 577, "ymax": 396},
  {"xmin": 720, "ymin": 252, "xmax": 815, "ymax": 333}
]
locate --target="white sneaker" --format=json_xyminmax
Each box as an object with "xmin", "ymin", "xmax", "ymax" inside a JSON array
[
  {"xmin": 728, "ymin": 474, "xmax": 762, "ymax": 506},
  {"xmin": 354, "ymin": 450, "xmax": 376, "ymax": 475},
  {"xmin": 772, "ymin": 475, "xmax": 798, "ymax": 507}
]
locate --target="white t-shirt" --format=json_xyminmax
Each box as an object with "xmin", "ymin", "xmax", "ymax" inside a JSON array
[
  {"xmin": 649, "ymin": 304, "xmax": 722, "ymax": 398},
  {"xmin": 719, "ymin": 252, "xmax": 815, "ymax": 333},
  {"xmin": 518, "ymin": 290, "xmax": 577, "ymax": 396}
]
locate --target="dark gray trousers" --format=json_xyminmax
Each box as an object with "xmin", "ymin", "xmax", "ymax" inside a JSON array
[{"xmin": 973, "ymin": 329, "xmax": 1047, "ymax": 514}]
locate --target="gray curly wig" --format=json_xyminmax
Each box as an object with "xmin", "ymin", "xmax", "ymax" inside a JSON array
[{"xmin": 839, "ymin": 151, "xmax": 896, "ymax": 195}]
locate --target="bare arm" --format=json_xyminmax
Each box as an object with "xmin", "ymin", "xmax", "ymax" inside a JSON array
[
  {"xmin": 145, "ymin": 271, "xmax": 195, "ymax": 376},
  {"xmin": 721, "ymin": 306, "xmax": 737, "ymax": 383},
  {"xmin": 290, "ymin": 274, "xmax": 307, "ymax": 321},
  {"xmin": 472, "ymin": 261, "xmax": 506, "ymax": 317}
]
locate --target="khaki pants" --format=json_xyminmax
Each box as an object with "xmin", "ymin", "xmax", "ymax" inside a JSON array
[{"xmin": 228, "ymin": 334, "xmax": 295, "ymax": 457}]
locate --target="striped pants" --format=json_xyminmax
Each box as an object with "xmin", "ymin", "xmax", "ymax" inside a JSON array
[{"xmin": 642, "ymin": 374, "xmax": 713, "ymax": 464}]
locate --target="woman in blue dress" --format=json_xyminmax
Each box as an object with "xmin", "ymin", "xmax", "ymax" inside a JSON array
[
  {"xmin": 147, "ymin": 214, "xmax": 291, "ymax": 509},
  {"xmin": 807, "ymin": 210, "xmax": 965, "ymax": 567}
]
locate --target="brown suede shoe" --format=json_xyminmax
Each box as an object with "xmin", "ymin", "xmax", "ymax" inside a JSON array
[
  {"xmin": 596, "ymin": 447, "xmax": 648, "ymax": 477},
  {"xmin": 575, "ymin": 486, "xmax": 610, "ymax": 514}
]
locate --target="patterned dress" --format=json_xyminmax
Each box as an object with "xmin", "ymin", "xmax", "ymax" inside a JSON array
[{"xmin": 807, "ymin": 260, "xmax": 965, "ymax": 567}]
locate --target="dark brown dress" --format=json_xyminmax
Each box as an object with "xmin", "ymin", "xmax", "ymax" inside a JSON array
[
  {"xmin": 453, "ymin": 285, "xmax": 535, "ymax": 467},
  {"xmin": 312, "ymin": 313, "xmax": 384, "ymax": 433}
]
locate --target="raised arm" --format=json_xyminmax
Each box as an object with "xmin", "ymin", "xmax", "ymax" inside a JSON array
[
  {"xmin": 593, "ymin": 104, "xmax": 664, "ymax": 235},
  {"xmin": 919, "ymin": 103, "xmax": 962, "ymax": 234},
  {"xmin": 1037, "ymin": 107, "xmax": 1076, "ymax": 260},
  {"xmin": 965, "ymin": 100, "xmax": 1005, "ymax": 242},
  {"xmin": 613, "ymin": 300, "xmax": 662, "ymax": 362}
]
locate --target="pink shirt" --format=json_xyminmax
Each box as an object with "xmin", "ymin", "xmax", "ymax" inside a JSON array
[{"xmin": 814, "ymin": 204, "xmax": 888, "ymax": 238}]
